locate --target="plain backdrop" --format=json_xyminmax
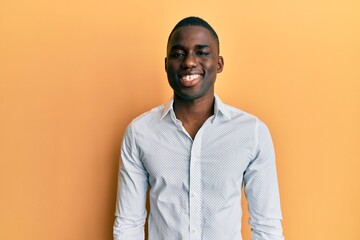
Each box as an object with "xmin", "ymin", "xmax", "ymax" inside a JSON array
[{"xmin": 0, "ymin": 0, "xmax": 359, "ymax": 239}]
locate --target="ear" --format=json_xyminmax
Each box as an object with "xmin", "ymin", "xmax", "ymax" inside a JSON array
[
  {"xmin": 164, "ymin": 57, "xmax": 168, "ymax": 72},
  {"xmin": 217, "ymin": 56, "xmax": 224, "ymax": 73}
]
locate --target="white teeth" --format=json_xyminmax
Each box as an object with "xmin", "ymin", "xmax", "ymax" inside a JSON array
[{"xmin": 182, "ymin": 74, "xmax": 200, "ymax": 81}]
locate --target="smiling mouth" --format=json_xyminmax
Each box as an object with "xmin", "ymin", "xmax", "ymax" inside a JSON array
[
  {"xmin": 181, "ymin": 74, "xmax": 201, "ymax": 81},
  {"xmin": 179, "ymin": 74, "xmax": 202, "ymax": 87}
]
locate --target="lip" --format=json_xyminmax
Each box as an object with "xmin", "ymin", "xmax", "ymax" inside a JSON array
[{"xmin": 178, "ymin": 73, "xmax": 203, "ymax": 87}]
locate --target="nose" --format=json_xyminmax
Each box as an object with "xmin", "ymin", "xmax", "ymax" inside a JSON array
[{"xmin": 181, "ymin": 53, "xmax": 197, "ymax": 69}]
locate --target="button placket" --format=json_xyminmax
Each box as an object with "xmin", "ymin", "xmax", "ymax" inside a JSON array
[{"xmin": 189, "ymin": 126, "xmax": 205, "ymax": 240}]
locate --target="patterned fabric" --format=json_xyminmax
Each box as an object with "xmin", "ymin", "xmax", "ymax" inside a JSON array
[{"xmin": 114, "ymin": 96, "xmax": 284, "ymax": 240}]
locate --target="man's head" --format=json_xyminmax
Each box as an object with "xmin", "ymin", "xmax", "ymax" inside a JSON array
[
  {"xmin": 165, "ymin": 17, "xmax": 224, "ymax": 101},
  {"xmin": 167, "ymin": 16, "xmax": 220, "ymax": 54}
]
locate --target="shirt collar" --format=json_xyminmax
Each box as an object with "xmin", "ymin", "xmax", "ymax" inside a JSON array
[
  {"xmin": 160, "ymin": 95, "xmax": 230, "ymax": 121},
  {"xmin": 213, "ymin": 94, "xmax": 231, "ymax": 121},
  {"xmin": 160, "ymin": 98, "xmax": 174, "ymax": 120}
]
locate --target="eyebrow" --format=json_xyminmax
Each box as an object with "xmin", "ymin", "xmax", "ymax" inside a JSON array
[
  {"xmin": 170, "ymin": 44, "xmax": 210, "ymax": 50},
  {"xmin": 195, "ymin": 44, "xmax": 210, "ymax": 49}
]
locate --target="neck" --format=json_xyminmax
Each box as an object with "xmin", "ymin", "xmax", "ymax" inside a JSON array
[{"xmin": 173, "ymin": 94, "xmax": 215, "ymax": 124}]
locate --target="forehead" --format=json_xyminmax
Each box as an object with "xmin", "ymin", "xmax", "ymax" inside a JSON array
[{"xmin": 168, "ymin": 26, "xmax": 217, "ymax": 49}]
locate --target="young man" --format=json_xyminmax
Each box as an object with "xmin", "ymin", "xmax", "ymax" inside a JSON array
[{"xmin": 114, "ymin": 17, "xmax": 284, "ymax": 240}]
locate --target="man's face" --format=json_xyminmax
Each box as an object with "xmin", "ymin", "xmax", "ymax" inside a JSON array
[{"xmin": 165, "ymin": 26, "xmax": 224, "ymax": 101}]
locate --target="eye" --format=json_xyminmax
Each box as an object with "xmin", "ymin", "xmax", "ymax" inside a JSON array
[
  {"xmin": 170, "ymin": 51, "xmax": 185, "ymax": 58},
  {"xmin": 196, "ymin": 50, "xmax": 210, "ymax": 56}
]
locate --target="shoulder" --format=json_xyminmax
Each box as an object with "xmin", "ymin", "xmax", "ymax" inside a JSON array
[
  {"xmin": 222, "ymin": 102, "xmax": 260, "ymax": 125},
  {"xmin": 220, "ymin": 101, "xmax": 271, "ymax": 135},
  {"xmin": 126, "ymin": 103, "xmax": 166, "ymax": 131}
]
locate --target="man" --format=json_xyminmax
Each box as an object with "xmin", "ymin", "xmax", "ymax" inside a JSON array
[{"xmin": 114, "ymin": 17, "xmax": 284, "ymax": 240}]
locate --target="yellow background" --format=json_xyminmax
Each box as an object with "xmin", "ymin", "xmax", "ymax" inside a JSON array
[{"xmin": 1, "ymin": 0, "xmax": 359, "ymax": 239}]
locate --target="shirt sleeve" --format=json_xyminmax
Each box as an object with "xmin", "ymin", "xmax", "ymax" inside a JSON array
[
  {"xmin": 113, "ymin": 123, "xmax": 149, "ymax": 240},
  {"xmin": 243, "ymin": 120, "xmax": 284, "ymax": 240}
]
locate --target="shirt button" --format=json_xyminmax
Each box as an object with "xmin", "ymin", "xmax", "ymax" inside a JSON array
[
  {"xmin": 192, "ymin": 229, "xmax": 196, "ymax": 234},
  {"xmin": 191, "ymin": 192, "xmax": 197, "ymax": 198}
]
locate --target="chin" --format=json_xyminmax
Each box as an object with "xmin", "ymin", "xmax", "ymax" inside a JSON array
[{"xmin": 175, "ymin": 91, "xmax": 206, "ymax": 101}]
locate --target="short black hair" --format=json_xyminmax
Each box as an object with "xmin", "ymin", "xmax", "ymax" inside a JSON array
[{"xmin": 167, "ymin": 16, "xmax": 220, "ymax": 51}]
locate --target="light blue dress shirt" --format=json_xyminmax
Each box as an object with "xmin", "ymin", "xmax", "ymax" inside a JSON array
[{"xmin": 114, "ymin": 96, "xmax": 284, "ymax": 240}]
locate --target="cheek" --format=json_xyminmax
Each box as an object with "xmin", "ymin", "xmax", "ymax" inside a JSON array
[
  {"xmin": 166, "ymin": 68, "xmax": 177, "ymax": 79},
  {"xmin": 205, "ymin": 63, "xmax": 218, "ymax": 75},
  {"xmin": 203, "ymin": 59, "xmax": 217, "ymax": 69},
  {"xmin": 166, "ymin": 62, "xmax": 178, "ymax": 74}
]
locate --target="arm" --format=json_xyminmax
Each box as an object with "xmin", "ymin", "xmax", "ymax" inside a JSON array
[
  {"xmin": 243, "ymin": 120, "xmax": 284, "ymax": 240},
  {"xmin": 113, "ymin": 124, "xmax": 149, "ymax": 240}
]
